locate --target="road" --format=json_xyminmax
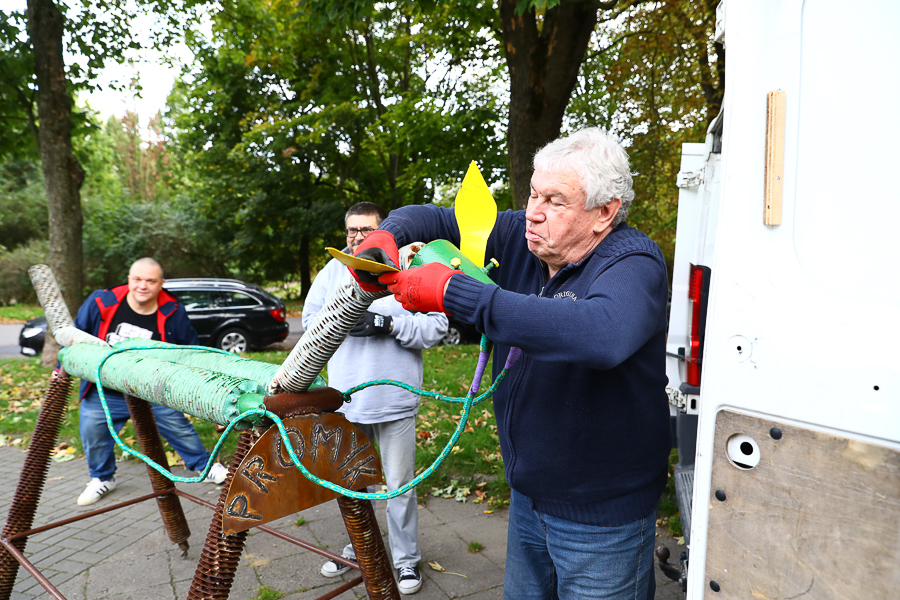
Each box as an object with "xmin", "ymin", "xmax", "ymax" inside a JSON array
[{"xmin": 0, "ymin": 317, "xmax": 305, "ymax": 359}]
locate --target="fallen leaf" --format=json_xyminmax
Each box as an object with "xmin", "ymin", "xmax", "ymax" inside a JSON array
[
  {"xmin": 676, "ymin": 536, "xmax": 685, "ymax": 545},
  {"xmin": 427, "ymin": 561, "xmax": 467, "ymax": 578}
]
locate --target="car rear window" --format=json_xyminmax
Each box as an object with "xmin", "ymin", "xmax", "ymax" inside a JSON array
[
  {"xmin": 174, "ymin": 290, "xmax": 211, "ymax": 310},
  {"xmin": 213, "ymin": 291, "xmax": 260, "ymax": 307}
]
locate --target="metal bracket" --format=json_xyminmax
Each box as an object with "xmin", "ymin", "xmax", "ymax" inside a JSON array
[{"xmin": 676, "ymin": 169, "xmax": 705, "ymax": 189}]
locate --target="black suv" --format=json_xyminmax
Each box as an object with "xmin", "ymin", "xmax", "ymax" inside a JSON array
[
  {"xmin": 163, "ymin": 278, "xmax": 288, "ymax": 353},
  {"xmin": 19, "ymin": 278, "xmax": 289, "ymax": 355}
]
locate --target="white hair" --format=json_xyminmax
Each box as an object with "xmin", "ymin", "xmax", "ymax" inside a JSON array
[{"xmin": 532, "ymin": 128, "xmax": 634, "ymax": 226}]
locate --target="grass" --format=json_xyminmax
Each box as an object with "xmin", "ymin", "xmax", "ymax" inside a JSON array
[
  {"xmin": 283, "ymin": 299, "xmax": 303, "ymax": 318},
  {"xmin": 248, "ymin": 586, "xmax": 285, "ymax": 600},
  {"xmin": 467, "ymin": 541, "xmax": 484, "ymax": 553},
  {"xmin": 657, "ymin": 449, "xmax": 683, "ymax": 538},
  {"xmin": 0, "ymin": 358, "xmax": 81, "ymax": 452},
  {"xmin": 0, "ymin": 304, "xmax": 43, "ymax": 323}
]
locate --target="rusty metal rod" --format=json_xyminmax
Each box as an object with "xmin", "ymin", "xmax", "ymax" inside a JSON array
[
  {"xmin": 174, "ymin": 489, "xmax": 362, "ymax": 568},
  {"xmin": 316, "ymin": 575, "xmax": 366, "ymax": 600},
  {"xmin": 8, "ymin": 489, "xmax": 175, "ymax": 541},
  {"xmin": 125, "ymin": 394, "xmax": 191, "ymax": 554},
  {"xmin": 0, "ymin": 372, "xmax": 73, "ymax": 600},
  {"xmin": 0, "ymin": 538, "xmax": 65, "ymax": 600}
]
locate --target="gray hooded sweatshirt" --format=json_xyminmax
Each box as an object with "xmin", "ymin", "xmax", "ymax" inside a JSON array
[{"xmin": 301, "ymin": 257, "xmax": 448, "ymax": 424}]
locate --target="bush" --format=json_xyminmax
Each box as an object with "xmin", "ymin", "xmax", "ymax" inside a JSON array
[{"xmin": 0, "ymin": 239, "xmax": 49, "ymax": 305}]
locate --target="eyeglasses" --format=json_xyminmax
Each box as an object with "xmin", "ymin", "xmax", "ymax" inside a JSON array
[
  {"xmin": 129, "ymin": 276, "xmax": 160, "ymax": 285},
  {"xmin": 345, "ymin": 227, "xmax": 376, "ymax": 238}
]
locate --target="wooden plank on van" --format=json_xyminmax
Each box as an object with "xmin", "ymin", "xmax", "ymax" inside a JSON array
[{"xmin": 764, "ymin": 90, "xmax": 786, "ymax": 225}]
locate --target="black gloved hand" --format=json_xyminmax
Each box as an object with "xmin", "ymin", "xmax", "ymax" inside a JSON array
[{"xmin": 349, "ymin": 311, "xmax": 393, "ymax": 337}]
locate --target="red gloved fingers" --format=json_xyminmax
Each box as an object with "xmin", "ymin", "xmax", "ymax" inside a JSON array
[
  {"xmin": 379, "ymin": 262, "xmax": 457, "ymax": 314},
  {"xmin": 348, "ymin": 230, "xmax": 400, "ymax": 292}
]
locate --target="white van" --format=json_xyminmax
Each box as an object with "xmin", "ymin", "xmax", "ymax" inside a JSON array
[{"xmin": 663, "ymin": 1, "xmax": 900, "ymax": 598}]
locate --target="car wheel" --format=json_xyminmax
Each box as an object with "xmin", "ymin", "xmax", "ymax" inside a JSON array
[
  {"xmin": 441, "ymin": 325, "xmax": 462, "ymax": 346},
  {"xmin": 217, "ymin": 328, "xmax": 249, "ymax": 353}
]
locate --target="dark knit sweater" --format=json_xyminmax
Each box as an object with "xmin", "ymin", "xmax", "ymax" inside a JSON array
[{"xmin": 383, "ymin": 204, "xmax": 671, "ymax": 526}]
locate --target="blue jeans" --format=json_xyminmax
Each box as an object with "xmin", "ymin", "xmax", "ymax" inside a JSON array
[
  {"xmin": 504, "ymin": 489, "xmax": 657, "ymax": 600},
  {"xmin": 80, "ymin": 389, "xmax": 212, "ymax": 481}
]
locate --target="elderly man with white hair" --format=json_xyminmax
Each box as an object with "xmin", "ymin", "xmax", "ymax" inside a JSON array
[{"xmin": 351, "ymin": 128, "xmax": 670, "ymax": 599}]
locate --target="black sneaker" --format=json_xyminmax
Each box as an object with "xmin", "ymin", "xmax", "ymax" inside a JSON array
[
  {"xmin": 397, "ymin": 565, "xmax": 422, "ymax": 594},
  {"xmin": 321, "ymin": 548, "xmax": 356, "ymax": 578}
]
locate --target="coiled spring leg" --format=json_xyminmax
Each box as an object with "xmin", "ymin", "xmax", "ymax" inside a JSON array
[
  {"xmin": 187, "ymin": 430, "xmax": 259, "ymax": 600},
  {"xmin": 270, "ymin": 282, "xmax": 389, "ymax": 394},
  {"xmin": 124, "ymin": 394, "xmax": 191, "ymax": 556},
  {"xmin": 0, "ymin": 372, "xmax": 73, "ymax": 600},
  {"xmin": 338, "ymin": 496, "xmax": 400, "ymax": 599}
]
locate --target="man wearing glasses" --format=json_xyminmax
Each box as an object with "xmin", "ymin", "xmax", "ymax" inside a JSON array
[
  {"xmin": 71, "ymin": 257, "xmax": 228, "ymax": 506},
  {"xmin": 303, "ymin": 203, "xmax": 448, "ymax": 594}
]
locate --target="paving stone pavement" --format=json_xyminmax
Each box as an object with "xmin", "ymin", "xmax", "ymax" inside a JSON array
[{"xmin": 0, "ymin": 447, "xmax": 685, "ymax": 599}]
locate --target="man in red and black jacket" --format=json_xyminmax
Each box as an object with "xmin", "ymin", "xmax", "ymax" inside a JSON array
[{"xmin": 72, "ymin": 257, "xmax": 227, "ymax": 506}]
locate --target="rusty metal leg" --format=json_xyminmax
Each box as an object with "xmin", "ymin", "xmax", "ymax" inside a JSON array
[
  {"xmin": 339, "ymin": 496, "xmax": 400, "ymax": 600},
  {"xmin": 187, "ymin": 430, "xmax": 258, "ymax": 600},
  {"xmin": 124, "ymin": 394, "xmax": 191, "ymax": 556},
  {"xmin": 0, "ymin": 372, "xmax": 73, "ymax": 600}
]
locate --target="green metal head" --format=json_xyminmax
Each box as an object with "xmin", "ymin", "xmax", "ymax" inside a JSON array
[{"xmin": 409, "ymin": 240, "xmax": 498, "ymax": 285}]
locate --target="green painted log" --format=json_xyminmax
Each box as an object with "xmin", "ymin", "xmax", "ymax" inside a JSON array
[
  {"xmin": 112, "ymin": 339, "xmax": 326, "ymax": 390},
  {"xmin": 58, "ymin": 343, "xmax": 266, "ymax": 427}
]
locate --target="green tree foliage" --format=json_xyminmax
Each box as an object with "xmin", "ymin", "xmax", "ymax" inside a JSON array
[
  {"xmin": 0, "ymin": 160, "xmax": 47, "ymax": 249},
  {"xmin": 568, "ymin": 0, "xmax": 723, "ymax": 263},
  {"xmin": 78, "ymin": 111, "xmax": 227, "ymax": 289},
  {"xmin": 170, "ymin": 0, "xmax": 507, "ymax": 295}
]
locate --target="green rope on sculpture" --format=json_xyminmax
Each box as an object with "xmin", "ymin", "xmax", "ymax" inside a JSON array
[{"xmin": 91, "ymin": 336, "xmax": 509, "ymax": 499}]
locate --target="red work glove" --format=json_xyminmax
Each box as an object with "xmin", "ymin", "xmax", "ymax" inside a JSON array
[
  {"xmin": 349, "ymin": 230, "xmax": 400, "ymax": 292},
  {"xmin": 379, "ymin": 262, "xmax": 457, "ymax": 314}
]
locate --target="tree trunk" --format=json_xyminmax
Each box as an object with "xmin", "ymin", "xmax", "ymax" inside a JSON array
[
  {"xmin": 499, "ymin": 0, "xmax": 599, "ymax": 210},
  {"xmin": 27, "ymin": 0, "xmax": 85, "ymax": 366},
  {"xmin": 298, "ymin": 235, "xmax": 311, "ymax": 300}
]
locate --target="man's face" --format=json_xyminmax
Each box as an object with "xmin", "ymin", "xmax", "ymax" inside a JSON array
[
  {"xmin": 525, "ymin": 167, "xmax": 606, "ymax": 276},
  {"xmin": 346, "ymin": 213, "xmax": 380, "ymax": 252},
  {"xmin": 127, "ymin": 263, "xmax": 164, "ymax": 308}
]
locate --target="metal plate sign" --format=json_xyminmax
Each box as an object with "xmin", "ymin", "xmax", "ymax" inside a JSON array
[{"xmin": 223, "ymin": 413, "xmax": 384, "ymax": 535}]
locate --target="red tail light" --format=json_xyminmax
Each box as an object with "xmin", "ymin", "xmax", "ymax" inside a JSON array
[
  {"xmin": 269, "ymin": 307, "xmax": 286, "ymax": 322},
  {"xmin": 686, "ymin": 264, "xmax": 710, "ymax": 387}
]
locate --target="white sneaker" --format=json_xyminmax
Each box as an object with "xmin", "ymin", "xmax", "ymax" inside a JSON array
[
  {"xmin": 204, "ymin": 462, "xmax": 228, "ymax": 484},
  {"xmin": 321, "ymin": 546, "xmax": 356, "ymax": 578},
  {"xmin": 76, "ymin": 477, "xmax": 116, "ymax": 506},
  {"xmin": 397, "ymin": 565, "xmax": 423, "ymax": 594}
]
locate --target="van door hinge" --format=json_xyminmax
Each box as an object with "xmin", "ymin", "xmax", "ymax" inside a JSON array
[{"xmin": 676, "ymin": 170, "xmax": 704, "ymax": 188}]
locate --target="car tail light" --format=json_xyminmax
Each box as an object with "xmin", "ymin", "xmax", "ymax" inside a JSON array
[
  {"xmin": 269, "ymin": 308, "xmax": 286, "ymax": 322},
  {"xmin": 686, "ymin": 264, "xmax": 711, "ymax": 387}
]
